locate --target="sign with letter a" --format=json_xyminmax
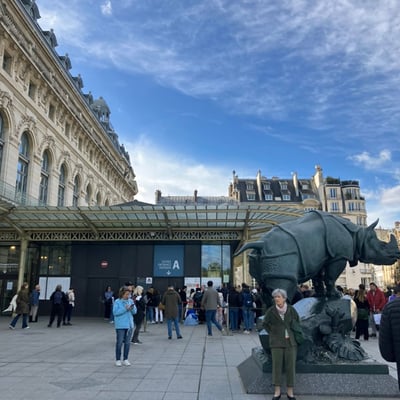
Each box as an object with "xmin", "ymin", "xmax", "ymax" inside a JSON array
[{"xmin": 153, "ymin": 245, "xmax": 184, "ymax": 277}]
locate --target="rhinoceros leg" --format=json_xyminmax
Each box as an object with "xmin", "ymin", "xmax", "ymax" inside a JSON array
[
  {"xmin": 324, "ymin": 259, "xmax": 347, "ymax": 298},
  {"xmin": 312, "ymin": 272, "xmax": 325, "ymax": 297}
]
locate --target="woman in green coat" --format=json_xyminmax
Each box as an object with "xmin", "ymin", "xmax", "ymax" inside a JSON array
[
  {"xmin": 9, "ymin": 282, "xmax": 30, "ymax": 329},
  {"xmin": 263, "ymin": 288, "xmax": 300, "ymax": 400}
]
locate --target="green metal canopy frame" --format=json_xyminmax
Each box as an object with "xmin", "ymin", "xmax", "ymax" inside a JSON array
[{"xmin": 0, "ymin": 201, "xmax": 305, "ymax": 244}]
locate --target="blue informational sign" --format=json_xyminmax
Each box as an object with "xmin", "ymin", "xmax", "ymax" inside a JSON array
[{"xmin": 153, "ymin": 245, "xmax": 184, "ymax": 277}]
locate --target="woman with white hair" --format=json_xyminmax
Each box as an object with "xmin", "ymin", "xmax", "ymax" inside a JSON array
[
  {"xmin": 263, "ymin": 288, "xmax": 300, "ymax": 400},
  {"xmin": 131, "ymin": 285, "xmax": 146, "ymax": 344}
]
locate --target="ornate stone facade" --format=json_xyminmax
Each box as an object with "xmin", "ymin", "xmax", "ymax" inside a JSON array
[{"xmin": 0, "ymin": 0, "xmax": 138, "ymax": 206}]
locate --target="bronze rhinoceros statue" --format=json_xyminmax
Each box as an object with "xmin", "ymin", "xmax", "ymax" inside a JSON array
[{"xmin": 235, "ymin": 210, "xmax": 400, "ymax": 304}]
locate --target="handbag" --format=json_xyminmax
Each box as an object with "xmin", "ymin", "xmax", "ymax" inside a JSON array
[
  {"xmin": 290, "ymin": 319, "xmax": 305, "ymax": 345},
  {"xmin": 373, "ymin": 313, "xmax": 381, "ymax": 325},
  {"xmin": 158, "ymin": 302, "xmax": 165, "ymax": 311}
]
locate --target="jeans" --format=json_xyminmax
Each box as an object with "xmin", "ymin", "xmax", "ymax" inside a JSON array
[
  {"xmin": 115, "ymin": 328, "xmax": 132, "ymax": 361},
  {"xmin": 63, "ymin": 304, "xmax": 73, "ymax": 323},
  {"xmin": 167, "ymin": 317, "xmax": 181, "ymax": 338},
  {"xmin": 132, "ymin": 319, "xmax": 143, "ymax": 343},
  {"xmin": 146, "ymin": 306, "xmax": 154, "ymax": 322},
  {"xmin": 229, "ymin": 307, "xmax": 239, "ymax": 331},
  {"xmin": 178, "ymin": 304, "xmax": 183, "ymax": 321},
  {"xmin": 205, "ymin": 309, "xmax": 222, "ymax": 335},
  {"xmin": 10, "ymin": 313, "xmax": 28, "ymax": 328},
  {"xmin": 242, "ymin": 307, "xmax": 254, "ymax": 331}
]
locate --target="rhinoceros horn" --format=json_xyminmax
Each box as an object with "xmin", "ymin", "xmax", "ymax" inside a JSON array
[
  {"xmin": 367, "ymin": 219, "xmax": 379, "ymax": 230},
  {"xmin": 234, "ymin": 241, "xmax": 264, "ymax": 256}
]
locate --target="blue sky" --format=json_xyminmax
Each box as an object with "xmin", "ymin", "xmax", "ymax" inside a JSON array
[{"xmin": 36, "ymin": 0, "xmax": 400, "ymax": 228}]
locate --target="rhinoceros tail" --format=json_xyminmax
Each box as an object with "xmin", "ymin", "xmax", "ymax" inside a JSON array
[{"xmin": 234, "ymin": 241, "xmax": 264, "ymax": 256}]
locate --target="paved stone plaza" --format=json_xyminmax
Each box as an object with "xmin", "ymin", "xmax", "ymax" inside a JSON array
[{"xmin": 0, "ymin": 317, "xmax": 398, "ymax": 400}]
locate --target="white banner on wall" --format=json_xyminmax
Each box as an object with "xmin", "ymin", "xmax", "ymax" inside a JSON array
[{"xmin": 39, "ymin": 276, "xmax": 71, "ymax": 300}]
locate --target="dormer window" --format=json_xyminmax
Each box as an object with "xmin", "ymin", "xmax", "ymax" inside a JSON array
[
  {"xmin": 246, "ymin": 182, "xmax": 253, "ymax": 190},
  {"xmin": 263, "ymin": 183, "xmax": 270, "ymax": 190},
  {"xmin": 280, "ymin": 182, "xmax": 288, "ymax": 190}
]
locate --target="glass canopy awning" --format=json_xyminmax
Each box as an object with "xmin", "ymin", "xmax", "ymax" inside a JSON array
[{"xmin": 0, "ymin": 202, "xmax": 305, "ymax": 242}]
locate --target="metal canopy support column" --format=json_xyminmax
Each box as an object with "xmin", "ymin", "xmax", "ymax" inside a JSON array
[{"xmin": 17, "ymin": 237, "xmax": 28, "ymax": 289}]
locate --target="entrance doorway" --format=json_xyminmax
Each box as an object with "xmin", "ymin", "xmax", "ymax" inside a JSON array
[{"xmin": 86, "ymin": 278, "xmax": 120, "ymax": 318}]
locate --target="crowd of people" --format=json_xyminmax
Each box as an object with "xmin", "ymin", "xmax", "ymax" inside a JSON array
[{"xmin": 5, "ymin": 278, "xmax": 400, "ymax": 398}]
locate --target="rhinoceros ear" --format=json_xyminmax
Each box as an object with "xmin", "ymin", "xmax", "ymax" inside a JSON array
[
  {"xmin": 234, "ymin": 241, "xmax": 263, "ymax": 256},
  {"xmin": 367, "ymin": 219, "xmax": 379, "ymax": 230}
]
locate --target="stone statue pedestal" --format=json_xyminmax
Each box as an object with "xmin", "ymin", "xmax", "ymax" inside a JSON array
[{"xmin": 238, "ymin": 347, "xmax": 399, "ymax": 397}]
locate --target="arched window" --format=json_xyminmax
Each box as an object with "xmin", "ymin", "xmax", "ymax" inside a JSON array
[
  {"xmin": 73, "ymin": 175, "xmax": 80, "ymax": 206},
  {"xmin": 85, "ymin": 184, "xmax": 92, "ymax": 205},
  {"xmin": 58, "ymin": 164, "xmax": 66, "ymax": 206},
  {"xmin": 39, "ymin": 150, "xmax": 50, "ymax": 205},
  {"xmin": 16, "ymin": 132, "xmax": 30, "ymax": 204}
]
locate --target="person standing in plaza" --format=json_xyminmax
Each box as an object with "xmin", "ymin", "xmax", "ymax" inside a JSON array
[
  {"xmin": 48, "ymin": 284, "xmax": 67, "ymax": 328},
  {"xmin": 161, "ymin": 284, "xmax": 182, "ymax": 339},
  {"xmin": 9, "ymin": 282, "xmax": 30, "ymax": 330},
  {"xmin": 354, "ymin": 283, "xmax": 370, "ymax": 341},
  {"xmin": 378, "ymin": 285, "xmax": 400, "ymax": 390},
  {"xmin": 228, "ymin": 285, "xmax": 241, "ymax": 332},
  {"xmin": 29, "ymin": 283, "xmax": 40, "ymax": 323},
  {"xmin": 113, "ymin": 286, "xmax": 137, "ymax": 366},
  {"xmin": 153, "ymin": 287, "xmax": 163, "ymax": 323},
  {"xmin": 366, "ymin": 282, "xmax": 387, "ymax": 337},
  {"xmin": 131, "ymin": 285, "xmax": 146, "ymax": 344},
  {"xmin": 201, "ymin": 280, "xmax": 226, "ymax": 336},
  {"xmin": 103, "ymin": 286, "xmax": 114, "ymax": 321},
  {"xmin": 179, "ymin": 286, "xmax": 187, "ymax": 322},
  {"xmin": 63, "ymin": 288, "xmax": 75, "ymax": 325},
  {"xmin": 145, "ymin": 287, "xmax": 155, "ymax": 324},
  {"xmin": 241, "ymin": 284, "xmax": 254, "ymax": 334},
  {"xmin": 263, "ymin": 288, "xmax": 300, "ymax": 400}
]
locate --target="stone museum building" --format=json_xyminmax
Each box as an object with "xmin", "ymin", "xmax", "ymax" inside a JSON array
[{"xmin": 0, "ymin": 0, "xmax": 382, "ymax": 317}]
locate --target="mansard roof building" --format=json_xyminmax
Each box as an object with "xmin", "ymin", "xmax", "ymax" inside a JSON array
[
  {"xmin": 0, "ymin": 0, "xmax": 138, "ymax": 207},
  {"xmin": 155, "ymin": 165, "xmax": 367, "ymax": 228}
]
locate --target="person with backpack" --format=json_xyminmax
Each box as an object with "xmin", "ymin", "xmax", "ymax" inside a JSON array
[
  {"xmin": 241, "ymin": 284, "xmax": 254, "ymax": 334},
  {"xmin": 48, "ymin": 284, "xmax": 67, "ymax": 328}
]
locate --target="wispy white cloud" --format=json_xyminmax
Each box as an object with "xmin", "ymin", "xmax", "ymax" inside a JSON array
[
  {"xmin": 350, "ymin": 150, "xmax": 392, "ymax": 170},
  {"xmin": 101, "ymin": 1, "xmax": 112, "ymax": 16}
]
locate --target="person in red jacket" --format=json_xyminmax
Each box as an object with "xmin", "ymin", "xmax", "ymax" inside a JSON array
[{"xmin": 366, "ymin": 282, "xmax": 387, "ymax": 337}]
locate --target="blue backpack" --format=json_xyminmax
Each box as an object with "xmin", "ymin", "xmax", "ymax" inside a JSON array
[
  {"xmin": 53, "ymin": 291, "xmax": 63, "ymax": 305},
  {"xmin": 243, "ymin": 292, "xmax": 253, "ymax": 308}
]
